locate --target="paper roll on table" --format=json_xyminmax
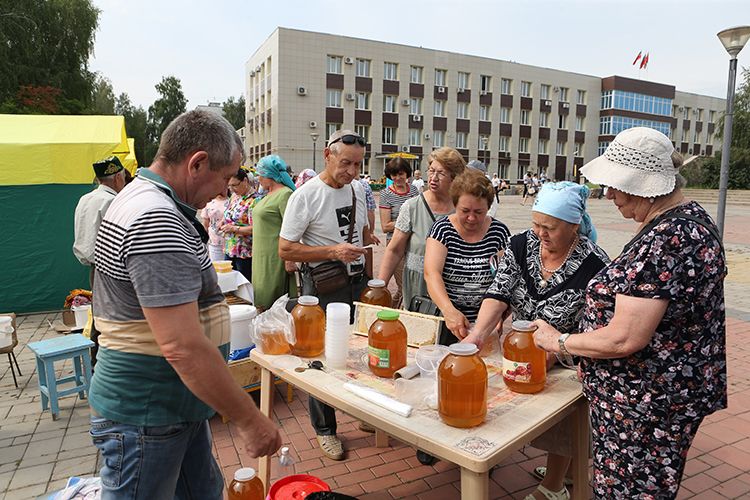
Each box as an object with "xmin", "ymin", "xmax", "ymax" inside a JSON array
[
  {"xmin": 342, "ymin": 382, "xmax": 413, "ymax": 417},
  {"xmin": 393, "ymin": 363, "xmax": 420, "ymax": 379}
]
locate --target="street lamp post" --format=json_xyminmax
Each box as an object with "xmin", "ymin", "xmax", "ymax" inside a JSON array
[
  {"xmin": 310, "ymin": 133, "xmax": 319, "ymax": 171},
  {"xmin": 716, "ymin": 26, "xmax": 750, "ymax": 240}
]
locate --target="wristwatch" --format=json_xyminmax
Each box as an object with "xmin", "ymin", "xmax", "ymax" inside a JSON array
[{"xmin": 557, "ymin": 333, "xmax": 575, "ymax": 367}]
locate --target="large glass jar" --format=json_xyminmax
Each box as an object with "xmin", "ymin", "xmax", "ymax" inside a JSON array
[
  {"xmin": 360, "ymin": 279, "xmax": 393, "ymax": 307},
  {"xmin": 438, "ymin": 343, "xmax": 487, "ymax": 428},
  {"xmin": 227, "ymin": 467, "xmax": 264, "ymax": 500},
  {"xmin": 502, "ymin": 320, "xmax": 546, "ymax": 394},
  {"xmin": 367, "ymin": 310, "xmax": 407, "ymax": 378},
  {"xmin": 290, "ymin": 296, "xmax": 325, "ymax": 357}
]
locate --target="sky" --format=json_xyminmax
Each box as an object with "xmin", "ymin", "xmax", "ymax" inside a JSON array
[{"xmin": 89, "ymin": 0, "xmax": 750, "ymax": 110}]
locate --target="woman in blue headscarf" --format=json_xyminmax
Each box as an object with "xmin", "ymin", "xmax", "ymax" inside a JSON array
[
  {"xmin": 464, "ymin": 181, "xmax": 608, "ymax": 500},
  {"xmin": 251, "ymin": 155, "xmax": 297, "ymax": 310}
]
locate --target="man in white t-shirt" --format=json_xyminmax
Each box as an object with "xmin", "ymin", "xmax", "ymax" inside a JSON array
[
  {"xmin": 279, "ymin": 129, "xmax": 378, "ymax": 461},
  {"xmin": 411, "ymin": 169, "xmax": 425, "ymax": 192}
]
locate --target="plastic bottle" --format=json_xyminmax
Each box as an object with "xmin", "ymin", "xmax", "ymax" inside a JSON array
[
  {"xmin": 502, "ymin": 320, "xmax": 546, "ymax": 394},
  {"xmin": 227, "ymin": 467, "xmax": 264, "ymax": 500},
  {"xmin": 291, "ymin": 296, "xmax": 325, "ymax": 357},
  {"xmin": 360, "ymin": 279, "xmax": 393, "ymax": 307},
  {"xmin": 279, "ymin": 446, "xmax": 295, "ymax": 467},
  {"xmin": 367, "ymin": 310, "xmax": 407, "ymax": 378},
  {"xmin": 437, "ymin": 343, "xmax": 488, "ymax": 428}
]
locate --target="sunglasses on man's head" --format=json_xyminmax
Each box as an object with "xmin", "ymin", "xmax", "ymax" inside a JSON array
[{"xmin": 328, "ymin": 134, "xmax": 366, "ymax": 148}]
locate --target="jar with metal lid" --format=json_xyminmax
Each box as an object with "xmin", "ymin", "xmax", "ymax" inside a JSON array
[{"xmin": 502, "ymin": 320, "xmax": 546, "ymax": 394}]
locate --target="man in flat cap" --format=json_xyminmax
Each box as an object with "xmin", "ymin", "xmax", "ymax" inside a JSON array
[{"xmin": 73, "ymin": 156, "xmax": 128, "ymax": 364}]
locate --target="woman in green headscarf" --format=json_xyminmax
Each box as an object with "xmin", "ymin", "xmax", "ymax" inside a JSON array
[{"xmin": 251, "ymin": 155, "xmax": 297, "ymax": 310}]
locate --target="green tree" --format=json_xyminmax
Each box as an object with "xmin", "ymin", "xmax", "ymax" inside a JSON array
[
  {"xmin": 223, "ymin": 95, "xmax": 245, "ymax": 130},
  {"xmin": 0, "ymin": 0, "xmax": 100, "ymax": 113},
  {"xmin": 91, "ymin": 74, "xmax": 115, "ymax": 115},
  {"xmin": 147, "ymin": 76, "xmax": 187, "ymax": 150},
  {"xmin": 115, "ymin": 92, "xmax": 149, "ymax": 167}
]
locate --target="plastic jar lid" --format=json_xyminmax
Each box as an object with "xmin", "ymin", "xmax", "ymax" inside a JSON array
[
  {"xmin": 367, "ymin": 279, "xmax": 386, "ymax": 288},
  {"xmin": 297, "ymin": 296, "xmax": 319, "ymax": 306},
  {"xmin": 448, "ymin": 343, "xmax": 479, "ymax": 356},
  {"xmin": 234, "ymin": 467, "xmax": 257, "ymax": 481},
  {"xmin": 376, "ymin": 310, "xmax": 400, "ymax": 321},
  {"xmin": 512, "ymin": 320, "xmax": 537, "ymax": 332}
]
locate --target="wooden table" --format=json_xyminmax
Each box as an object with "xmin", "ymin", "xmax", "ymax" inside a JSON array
[{"xmin": 252, "ymin": 338, "xmax": 589, "ymax": 499}]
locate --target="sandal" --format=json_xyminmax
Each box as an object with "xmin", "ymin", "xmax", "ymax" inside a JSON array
[
  {"xmin": 523, "ymin": 485, "xmax": 569, "ymax": 500},
  {"xmin": 316, "ymin": 434, "xmax": 344, "ymax": 460},
  {"xmin": 532, "ymin": 466, "xmax": 574, "ymax": 487}
]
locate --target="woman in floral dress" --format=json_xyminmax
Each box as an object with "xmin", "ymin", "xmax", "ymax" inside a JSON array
[
  {"xmin": 534, "ymin": 128, "xmax": 727, "ymax": 499},
  {"xmin": 221, "ymin": 169, "xmax": 257, "ymax": 281}
]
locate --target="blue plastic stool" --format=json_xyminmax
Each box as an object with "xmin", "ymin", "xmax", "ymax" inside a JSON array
[{"xmin": 28, "ymin": 334, "xmax": 94, "ymax": 420}]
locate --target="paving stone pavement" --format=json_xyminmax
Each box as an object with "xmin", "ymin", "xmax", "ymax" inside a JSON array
[{"xmin": 1, "ymin": 193, "xmax": 749, "ymax": 499}]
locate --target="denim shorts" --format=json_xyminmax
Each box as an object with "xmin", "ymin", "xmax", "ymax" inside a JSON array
[{"xmin": 90, "ymin": 416, "xmax": 223, "ymax": 500}]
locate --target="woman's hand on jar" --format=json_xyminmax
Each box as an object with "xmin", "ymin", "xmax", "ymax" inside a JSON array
[
  {"xmin": 444, "ymin": 308, "xmax": 470, "ymax": 339},
  {"xmin": 462, "ymin": 328, "xmax": 486, "ymax": 349},
  {"xmin": 532, "ymin": 319, "xmax": 561, "ymax": 353}
]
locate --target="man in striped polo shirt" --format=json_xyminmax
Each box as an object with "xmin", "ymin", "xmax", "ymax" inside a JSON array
[{"xmin": 89, "ymin": 111, "xmax": 281, "ymax": 499}]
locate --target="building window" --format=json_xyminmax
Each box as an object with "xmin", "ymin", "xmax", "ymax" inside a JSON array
[
  {"xmin": 601, "ymin": 90, "xmax": 613, "ymax": 110},
  {"xmin": 410, "ymin": 97, "xmax": 423, "ymax": 115},
  {"xmin": 383, "ymin": 95, "xmax": 397, "ymax": 113},
  {"xmin": 709, "ymin": 110, "xmax": 716, "ymax": 123},
  {"xmin": 683, "ymin": 107, "xmax": 690, "ymax": 120},
  {"xmin": 479, "ymin": 135, "xmax": 489, "ymax": 150},
  {"xmin": 500, "ymin": 164, "xmax": 509, "ymax": 179},
  {"xmin": 559, "ymin": 87, "xmax": 569, "ymax": 102},
  {"xmin": 681, "ymin": 128, "xmax": 689, "ymax": 142},
  {"xmin": 457, "ymin": 102, "xmax": 469, "ymax": 119},
  {"xmin": 538, "ymin": 138, "xmax": 548, "ymax": 154},
  {"xmin": 384, "ymin": 62, "xmax": 398, "ymax": 81},
  {"xmin": 517, "ymin": 165, "xmax": 527, "ymax": 179},
  {"xmin": 433, "ymin": 130, "xmax": 445, "ymax": 147},
  {"xmin": 697, "ymin": 108, "xmax": 704, "ymax": 121},
  {"xmin": 326, "ymin": 123, "xmax": 339, "ymax": 139},
  {"xmin": 458, "ymin": 71, "xmax": 470, "ymax": 90},
  {"xmin": 356, "ymin": 92, "xmax": 370, "ymax": 110},
  {"xmin": 598, "ymin": 141, "xmax": 610, "ymax": 156},
  {"xmin": 576, "ymin": 90, "xmax": 586, "ymax": 104},
  {"xmin": 604, "ymin": 90, "xmax": 672, "ymax": 116},
  {"xmin": 382, "ymin": 126, "xmax": 396, "ymax": 144},
  {"xmin": 479, "ymin": 105, "xmax": 490, "ymax": 121},
  {"xmin": 519, "ymin": 137, "xmax": 529, "ymax": 153},
  {"xmin": 409, "ymin": 128, "xmax": 422, "ymax": 146},
  {"xmin": 521, "ymin": 81, "xmax": 532, "ymax": 97},
  {"xmin": 355, "ymin": 125, "xmax": 370, "ymax": 143},
  {"xmin": 520, "ymin": 109, "xmax": 531, "ymax": 125},
  {"xmin": 435, "ymin": 69, "xmax": 447, "ymax": 87},
  {"xmin": 558, "ymin": 114, "xmax": 568, "ymax": 129},
  {"xmin": 501, "ymin": 78, "xmax": 512, "ymax": 95},
  {"xmin": 574, "ymin": 142, "xmax": 582, "ymax": 156},
  {"xmin": 456, "ymin": 132, "xmax": 468, "ymax": 149},
  {"xmin": 500, "ymin": 107, "xmax": 511, "ymax": 123},
  {"xmin": 693, "ymin": 130, "xmax": 700, "ymax": 143},
  {"xmin": 410, "ymin": 65, "xmax": 423, "ymax": 84},
  {"xmin": 327, "ymin": 89, "xmax": 342, "ymax": 108},
  {"xmin": 540, "ymin": 111, "xmax": 549, "ymax": 127},
  {"xmin": 434, "ymin": 100, "xmax": 446, "ymax": 117},
  {"xmin": 356, "ymin": 58, "xmax": 371, "ymax": 77},
  {"xmin": 575, "ymin": 115, "xmax": 585, "ymax": 131},
  {"xmin": 599, "ymin": 115, "xmax": 671, "ymax": 136},
  {"xmin": 327, "ymin": 55, "xmax": 342, "ymax": 74},
  {"xmin": 540, "ymin": 84, "xmax": 550, "ymax": 100},
  {"xmin": 480, "ymin": 75, "xmax": 492, "ymax": 92},
  {"xmin": 556, "ymin": 140, "xmax": 567, "ymax": 155},
  {"xmin": 499, "ymin": 136, "xmax": 509, "ymax": 152}
]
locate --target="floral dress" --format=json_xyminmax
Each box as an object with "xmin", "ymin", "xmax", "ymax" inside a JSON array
[
  {"xmin": 223, "ymin": 193, "xmax": 256, "ymax": 259},
  {"xmin": 579, "ymin": 202, "xmax": 727, "ymax": 499}
]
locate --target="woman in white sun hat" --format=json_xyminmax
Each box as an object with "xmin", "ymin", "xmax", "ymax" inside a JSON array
[{"xmin": 532, "ymin": 127, "xmax": 728, "ymax": 499}]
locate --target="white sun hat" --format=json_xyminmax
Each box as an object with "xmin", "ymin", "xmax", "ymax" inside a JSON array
[{"xmin": 581, "ymin": 127, "xmax": 677, "ymax": 198}]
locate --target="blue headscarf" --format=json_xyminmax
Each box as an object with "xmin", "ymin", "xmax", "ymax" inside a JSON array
[
  {"xmin": 256, "ymin": 155, "xmax": 296, "ymax": 192},
  {"xmin": 532, "ymin": 181, "xmax": 597, "ymax": 242}
]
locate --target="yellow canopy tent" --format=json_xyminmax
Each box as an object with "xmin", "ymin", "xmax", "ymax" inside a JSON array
[
  {"xmin": 117, "ymin": 138, "xmax": 138, "ymax": 173},
  {"xmin": 375, "ymin": 151, "xmax": 419, "ymax": 160}
]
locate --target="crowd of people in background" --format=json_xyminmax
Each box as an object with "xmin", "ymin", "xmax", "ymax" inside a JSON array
[{"xmin": 76, "ymin": 110, "xmax": 726, "ymax": 500}]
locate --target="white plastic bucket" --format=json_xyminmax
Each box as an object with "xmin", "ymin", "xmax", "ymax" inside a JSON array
[
  {"xmin": 229, "ymin": 304, "xmax": 257, "ymax": 351},
  {"xmin": 71, "ymin": 305, "xmax": 91, "ymax": 329},
  {"xmin": 415, "ymin": 344, "xmax": 450, "ymax": 379}
]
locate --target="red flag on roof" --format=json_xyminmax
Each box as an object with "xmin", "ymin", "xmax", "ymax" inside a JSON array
[
  {"xmin": 640, "ymin": 52, "xmax": 650, "ymax": 69},
  {"xmin": 632, "ymin": 51, "xmax": 642, "ymax": 65}
]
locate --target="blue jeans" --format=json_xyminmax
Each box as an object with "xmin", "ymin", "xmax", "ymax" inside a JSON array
[{"xmin": 90, "ymin": 416, "xmax": 223, "ymax": 500}]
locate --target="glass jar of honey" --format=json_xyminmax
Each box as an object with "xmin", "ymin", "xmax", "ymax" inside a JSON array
[
  {"xmin": 290, "ymin": 296, "xmax": 325, "ymax": 357},
  {"xmin": 367, "ymin": 310, "xmax": 407, "ymax": 378},
  {"xmin": 360, "ymin": 279, "xmax": 393, "ymax": 307},
  {"xmin": 438, "ymin": 343, "xmax": 487, "ymax": 428},
  {"xmin": 502, "ymin": 320, "xmax": 546, "ymax": 394}
]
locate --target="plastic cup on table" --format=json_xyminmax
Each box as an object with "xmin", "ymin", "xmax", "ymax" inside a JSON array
[{"xmin": 325, "ymin": 303, "xmax": 350, "ymax": 370}]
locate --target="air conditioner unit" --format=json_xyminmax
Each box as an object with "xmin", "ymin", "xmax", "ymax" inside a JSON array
[
  {"xmin": 678, "ymin": 106, "xmax": 685, "ymax": 112},
  {"xmin": 249, "ymin": 103, "xmax": 255, "ymax": 111},
  {"xmin": 553, "ymin": 87, "xmax": 560, "ymax": 93},
  {"xmin": 344, "ymin": 56, "xmax": 354, "ymax": 65},
  {"xmin": 413, "ymin": 115, "xmax": 422, "ymax": 122},
  {"xmin": 297, "ymin": 86, "xmax": 307, "ymax": 96},
  {"xmin": 424, "ymin": 133, "xmax": 431, "ymax": 140},
  {"xmin": 562, "ymin": 103, "xmax": 570, "ymax": 109},
  {"xmin": 401, "ymin": 99, "xmax": 410, "ymax": 106},
  {"xmin": 249, "ymin": 70, "xmax": 255, "ymax": 77},
  {"xmin": 688, "ymin": 149, "xmax": 693, "ymax": 155},
  {"xmin": 544, "ymin": 100, "xmax": 551, "ymax": 106},
  {"xmin": 401, "ymin": 145, "xmax": 410, "ymax": 152},
  {"xmin": 345, "ymin": 93, "xmax": 355, "ymax": 101},
  {"xmin": 255, "ymin": 66, "xmax": 261, "ymax": 73},
  {"xmin": 437, "ymin": 86, "xmax": 446, "ymax": 94},
  {"xmin": 480, "ymin": 90, "xmax": 489, "ymax": 96},
  {"xmin": 309, "ymin": 121, "xmax": 317, "ymax": 129},
  {"xmin": 457, "ymin": 88, "xmax": 466, "ymax": 94},
  {"xmin": 701, "ymin": 149, "xmax": 706, "ymax": 155}
]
